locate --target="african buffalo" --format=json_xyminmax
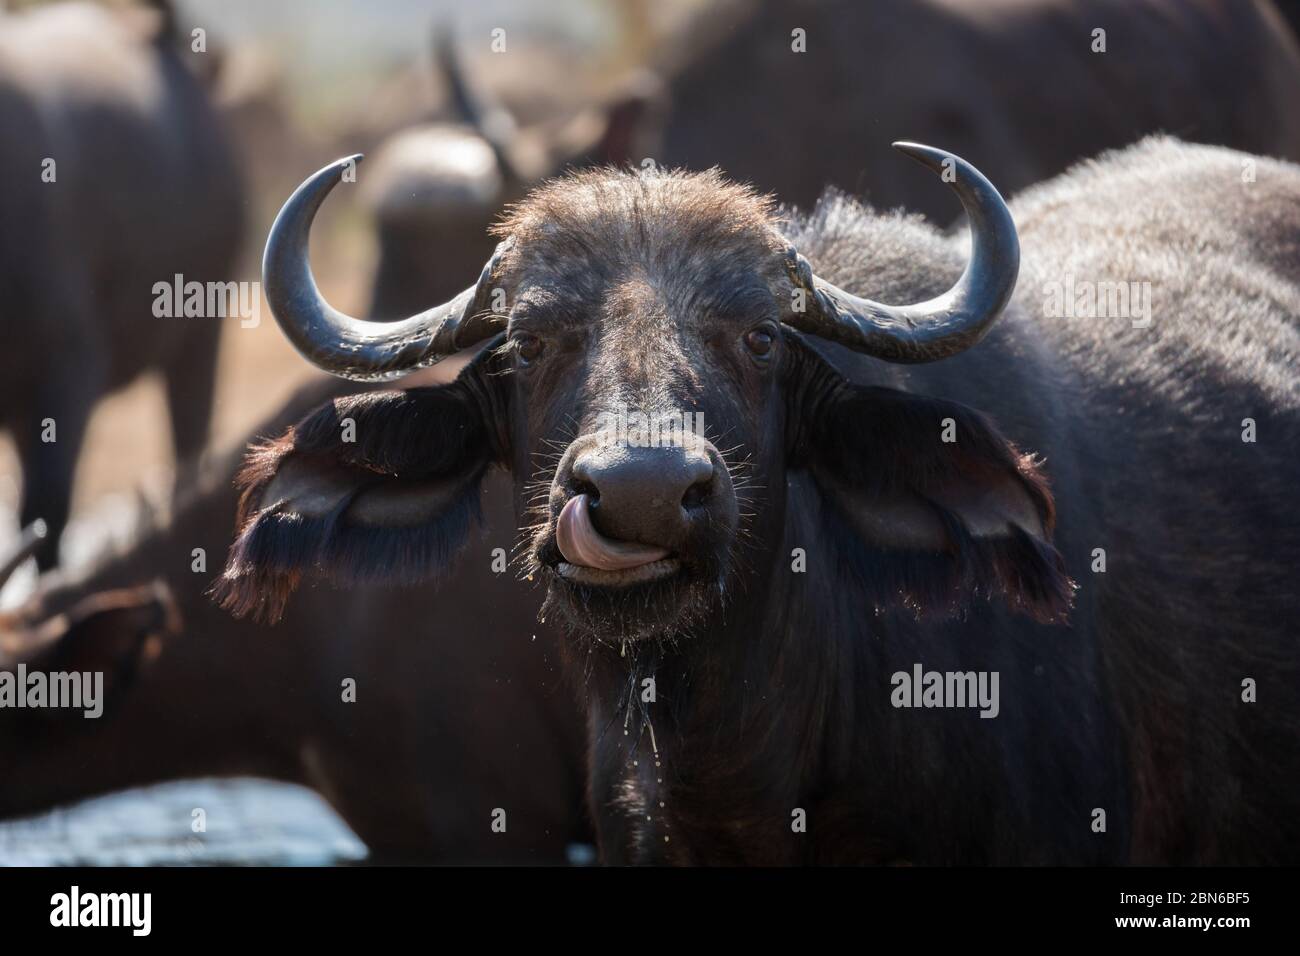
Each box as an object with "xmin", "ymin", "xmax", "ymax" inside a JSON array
[
  {"xmin": 363, "ymin": 31, "xmax": 659, "ymax": 319},
  {"xmin": 5, "ymin": 374, "xmax": 586, "ymax": 864},
  {"xmin": 220, "ymin": 136, "xmax": 1300, "ymax": 864},
  {"xmin": 0, "ymin": 0, "xmax": 244, "ymax": 567},
  {"xmin": 645, "ymin": 0, "xmax": 1300, "ymax": 217}
]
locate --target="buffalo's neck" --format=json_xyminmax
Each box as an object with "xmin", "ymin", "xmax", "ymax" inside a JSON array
[
  {"xmin": 579, "ymin": 530, "xmax": 869, "ymax": 864},
  {"xmin": 575, "ymin": 471, "xmax": 1127, "ymax": 865}
]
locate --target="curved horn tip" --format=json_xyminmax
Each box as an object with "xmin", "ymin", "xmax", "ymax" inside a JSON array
[
  {"xmin": 318, "ymin": 154, "xmax": 364, "ymax": 182},
  {"xmin": 890, "ymin": 141, "xmax": 953, "ymax": 172},
  {"xmin": 262, "ymin": 152, "xmax": 503, "ymax": 382},
  {"xmin": 293, "ymin": 154, "xmax": 365, "ymax": 197}
]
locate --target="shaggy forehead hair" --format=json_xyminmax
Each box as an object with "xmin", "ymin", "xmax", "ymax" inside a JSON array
[{"xmin": 492, "ymin": 167, "xmax": 788, "ymax": 284}]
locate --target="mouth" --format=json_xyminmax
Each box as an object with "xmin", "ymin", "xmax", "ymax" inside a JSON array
[
  {"xmin": 555, "ymin": 557, "xmax": 682, "ymax": 589},
  {"xmin": 535, "ymin": 490, "xmax": 730, "ymax": 638},
  {"xmin": 551, "ymin": 493, "xmax": 679, "ymax": 589},
  {"xmin": 543, "ymin": 551, "xmax": 696, "ymax": 642}
]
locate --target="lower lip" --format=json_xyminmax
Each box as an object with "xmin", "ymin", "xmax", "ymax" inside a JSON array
[{"xmin": 555, "ymin": 558, "xmax": 682, "ymax": 588}]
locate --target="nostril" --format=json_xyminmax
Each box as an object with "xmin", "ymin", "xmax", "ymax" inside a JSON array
[
  {"xmin": 681, "ymin": 456, "xmax": 714, "ymax": 512},
  {"xmin": 681, "ymin": 479, "xmax": 711, "ymax": 511},
  {"xmin": 570, "ymin": 456, "xmax": 601, "ymax": 503},
  {"xmin": 570, "ymin": 478, "xmax": 599, "ymax": 505}
]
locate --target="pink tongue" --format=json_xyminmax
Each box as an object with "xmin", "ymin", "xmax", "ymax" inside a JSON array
[{"xmin": 556, "ymin": 494, "xmax": 670, "ymax": 571}]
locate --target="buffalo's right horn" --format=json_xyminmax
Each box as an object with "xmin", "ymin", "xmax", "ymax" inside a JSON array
[
  {"xmin": 784, "ymin": 142, "xmax": 1019, "ymax": 364},
  {"xmin": 262, "ymin": 155, "xmax": 509, "ymax": 382}
]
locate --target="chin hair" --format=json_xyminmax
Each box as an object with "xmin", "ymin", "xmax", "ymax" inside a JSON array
[{"xmin": 540, "ymin": 571, "xmax": 721, "ymax": 648}]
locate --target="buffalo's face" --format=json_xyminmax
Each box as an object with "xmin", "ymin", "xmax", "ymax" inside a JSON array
[
  {"xmin": 220, "ymin": 154, "xmax": 1075, "ymax": 638},
  {"xmin": 499, "ymin": 229, "xmax": 793, "ymax": 639}
]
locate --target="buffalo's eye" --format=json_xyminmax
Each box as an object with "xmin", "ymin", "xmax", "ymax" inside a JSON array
[
  {"xmin": 743, "ymin": 326, "xmax": 775, "ymax": 358},
  {"xmin": 513, "ymin": 333, "xmax": 544, "ymax": 365}
]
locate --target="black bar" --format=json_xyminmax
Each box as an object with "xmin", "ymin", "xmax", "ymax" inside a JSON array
[{"xmin": 0, "ymin": 866, "xmax": 1279, "ymax": 942}]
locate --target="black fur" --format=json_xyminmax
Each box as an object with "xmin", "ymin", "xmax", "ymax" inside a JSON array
[{"xmin": 223, "ymin": 139, "xmax": 1300, "ymax": 864}]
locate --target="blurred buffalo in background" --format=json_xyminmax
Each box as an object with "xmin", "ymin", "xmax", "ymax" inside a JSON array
[
  {"xmin": 0, "ymin": 526, "xmax": 181, "ymax": 811},
  {"xmin": 361, "ymin": 31, "xmax": 658, "ymax": 319},
  {"xmin": 354, "ymin": 0, "xmax": 1300, "ymax": 316},
  {"xmin": 644, "ymin": 0, "xmax": 1300, "ymax": 218},
  {"xmin": 0, "ymin": 0, "xmax": 244, "ymax": 568}
]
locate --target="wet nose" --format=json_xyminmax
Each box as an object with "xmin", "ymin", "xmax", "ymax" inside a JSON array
[{"xmin": 570, "ymin": 445, "xmax": 715, "ymax": 546}]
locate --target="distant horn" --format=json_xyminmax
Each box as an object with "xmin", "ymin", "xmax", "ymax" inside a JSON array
[
  {"xmin": 434, "ymin": 29, "xmax": 525, "ymax": 188},
  {"xmin": 786, "ymin": 142, "xmax": 1019, "ymax": 364},
  {"xmin": 0, "ymin": 520, "xmax": 46, "ymax": 591},
  {"xmin": 262, "ymin": 155, "xmax": 509, "ymax": 381}
]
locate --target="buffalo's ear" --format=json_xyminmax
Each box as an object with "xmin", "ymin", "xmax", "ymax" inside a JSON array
[
  {"xmin": 793, "ymin": 362, "xmax": 1073, "ymax": 623},
  {"xmin": 213, "ymin": 356, "xmax": 508, "ymax": 623}
]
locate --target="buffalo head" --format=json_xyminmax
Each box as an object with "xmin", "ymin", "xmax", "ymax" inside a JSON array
[{"xmin": 218, "ymin": 144, "xmax": 1070, "ymax": 642}]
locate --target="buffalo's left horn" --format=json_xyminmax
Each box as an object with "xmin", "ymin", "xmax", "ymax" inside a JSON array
[
  {"xmin": 785, "ymin": 142, "xmax": 1019, "ymax": 364},
  {"xmin": 262, "ymin": 155, "xmax": 508, "ymax": 382}
]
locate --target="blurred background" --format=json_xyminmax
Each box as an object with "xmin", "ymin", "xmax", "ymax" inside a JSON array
[
  {"xmin": 0, "ymin": 0, "xmax": 701, "ymax": 563},
  {"xmin": 1, "ymin": 0, "xmax": 1297, "ymax": 864}
]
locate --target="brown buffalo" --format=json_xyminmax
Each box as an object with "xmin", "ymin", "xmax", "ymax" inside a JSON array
[{"xmin": 0, "ymin": 1, "xmax": 244, "ymax": 567}]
